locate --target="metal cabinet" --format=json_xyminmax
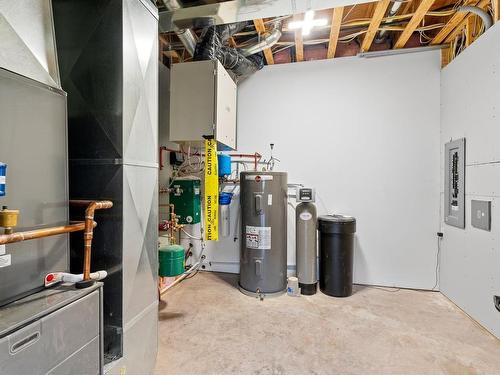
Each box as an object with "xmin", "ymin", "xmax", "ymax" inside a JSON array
[
  {"xmin": 169, "ymin": 60, "xmax": 237, "ymax": 150},
  {"xmin": 0, "ymin": 285, "xmax": 103, "ymax": 375}
]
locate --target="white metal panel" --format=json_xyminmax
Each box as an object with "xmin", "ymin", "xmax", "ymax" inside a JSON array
[
  {"xmin": 440, "ymin": 23, "xmax": 500, "ymax": 338},
  {"xmin": 206, "ymin": 51, "xmax": 442, "ymax": 289},
  {"xmin": 0, "ymin": 0, "xmax": 60, "ymax": 87},
  {"xmin": 215, "ymin": 60, "xmax": 237, "ymax": 150},
  {"xmin": 169, "ymin": 60, "xmax": 216, "ymax": 143}
]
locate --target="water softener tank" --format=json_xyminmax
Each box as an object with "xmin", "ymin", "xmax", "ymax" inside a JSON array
[
  {"xmin": 296, "ymin": 202, "xmax": 318, "ymax": 295},
  {"xmin": 239, "ymin": 171, "xmax": 287, "ymax": 297}
]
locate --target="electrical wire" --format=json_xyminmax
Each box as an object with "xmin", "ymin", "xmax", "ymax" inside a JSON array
[
  {"xmin": 180, "ymin": 227, "xmax": 203, "ymax": 240},
  {"xmin": 432, "ymin": 236, "xmax": 442, "ymax": 291}
]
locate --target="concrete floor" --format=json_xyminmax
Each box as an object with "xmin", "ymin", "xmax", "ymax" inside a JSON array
[{"xmin": 156, "ymin": 272, "xmax": 500, "ymax": 375}]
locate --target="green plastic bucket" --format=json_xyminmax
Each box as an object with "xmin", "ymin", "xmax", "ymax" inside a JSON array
[{"xmin": 159, "ymin": 244, "xmax": 185, "ymax": 277}]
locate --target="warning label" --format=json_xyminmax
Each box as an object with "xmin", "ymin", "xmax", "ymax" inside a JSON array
[{"xmin": 246, "ymin": 226, "xmax": 271, "ymax": 250}]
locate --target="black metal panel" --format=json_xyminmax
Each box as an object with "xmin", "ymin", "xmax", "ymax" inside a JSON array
[
  {"xmin": 53, "ymin": 0, "xmax": 125, "ymax": 362},
  {"xmin": 53, "ymin": 0, "xmax": 123, "ymax": 160}
]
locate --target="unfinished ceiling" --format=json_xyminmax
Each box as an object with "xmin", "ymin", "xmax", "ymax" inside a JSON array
[{"xmin": 159, "ymin": 0, "xmax": 499, "ymax": 68}]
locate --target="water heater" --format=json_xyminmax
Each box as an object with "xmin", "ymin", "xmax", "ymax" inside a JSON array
[{"xmin": 239, "ymin": 171, "xmax": 288, "ymax": 298}]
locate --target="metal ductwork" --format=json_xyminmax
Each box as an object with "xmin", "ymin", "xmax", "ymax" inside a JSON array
[
  {"xmin": 374, "ymin": 1, "xmax": 402, "ymax": 44},
  {"xmin": 161, "ymin": 0, "xmax": 197, "ymax": 55},
  {"xmin": 240, "ymin": 20, "xmax": 283, "ymax": 57}
]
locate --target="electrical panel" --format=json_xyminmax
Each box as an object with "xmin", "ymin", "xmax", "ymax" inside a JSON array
[
  {"xmin": 444, "ymin": 138, "xmax": 465, "ymax": 228},
  {"xmin": 169, "ymin": 60, "xmax": 237, "ymax": 150}
]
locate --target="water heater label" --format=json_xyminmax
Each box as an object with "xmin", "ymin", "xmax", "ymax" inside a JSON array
[
  {"xmin": 0, "ymin": 254, "xmax": 11, "ymax": 268},
  {"xmin": 299, "ymin": 212, "xmax": 313, "ymax": 221},
  {"xmin": 0, "ymin": 176, "xmax": 5, "ymax": 184},
  {"xmin": 245, "ymin": 175, "xmax": 273, "ymax": 181},
  {"xmin": 246, "ymin": 226, "xmax": 271, "ymax": 250}
]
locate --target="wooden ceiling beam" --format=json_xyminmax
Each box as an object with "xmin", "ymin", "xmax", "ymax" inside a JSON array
[
  {"xmin": 293, "ymin": 14, "xmax": 304, "ymax": 62},
  {"xmin": 430, "ymin": 0, "xmax": 480, "ymax": 45},
  {"xmin": 327, "ymin": 7, "xmax": 344, "ymax": 58},
  {"xmin": 253, "ymin": 19, "xmax": 275, "ymax": 65},
  {"xmin": 494, "ymin": 0, "xmax": 499, "ymax": 22},
  {"xmin": 394, "ymin": 0, "xmax": 436, "ymax": 48},
  {"xmin": 361, "ymin": 0, "xmax": 391, "ymax": 52}
]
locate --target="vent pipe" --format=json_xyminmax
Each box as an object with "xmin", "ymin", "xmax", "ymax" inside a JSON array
[
  {"xmin": 458, "ymin": 6, "xmax": 492, "ymax": 31},
  {"xmin": 240, "ymin": 20, "xmax": 283, "ymax": 56},
  {"xmin": 161, "ymin": 0, "xmax": 197, "ymax": 56}
]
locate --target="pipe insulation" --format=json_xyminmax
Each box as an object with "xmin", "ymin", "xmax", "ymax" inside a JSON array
[
  {"xmin": 194, "ymin": 23, "xmax": 264, "ymax": 79},
  {"xmin": 458, "ymin": 6, "xmax": 493, "ymax": 30}
]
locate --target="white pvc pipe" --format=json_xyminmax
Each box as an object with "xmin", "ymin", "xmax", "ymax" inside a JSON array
[{"xmin": 159, "ymin": 262, "xmax": 200, "ymax": 295}]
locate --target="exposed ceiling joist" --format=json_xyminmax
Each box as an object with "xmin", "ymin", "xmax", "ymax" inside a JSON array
[
  {"xmin": 293, "ymin": 14, "xmax": 304, "ymax": 62},
  {"xmin": 327, "ymin": 7, "xmax": 344, "ymax": 58},
  {"xmin": 494, "ymin": 0, "xmax": 499, "ymax": 22},
  {"xmin": 394, "ymin": 0, "xmax": 436, "ymax": 48},
  {"xmin": 361, "ymin": 0, "xmax": 391, "ymax": 52},
  {"xmin": 465, "ymin": 15, "xmax": 475, "ymax": 47},
  {"xmin": 253, "ymin": 19, "xmax": 275, "ymax": 65},
  {"xmin": 444, "ymin": 0, "xmax": 490, "ymax": 43},
  {"xmin": 430, "ymin": 0, "xmax": 479, "ymax": 45}
]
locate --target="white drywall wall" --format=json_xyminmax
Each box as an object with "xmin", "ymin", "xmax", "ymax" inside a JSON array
[
  {"xmin": 440, "ymin": 23, "xmax": 500, "ymax": 338},
  {"xmin": 204, "ymin": 51, "xmax": 441, "ymax": 289}
]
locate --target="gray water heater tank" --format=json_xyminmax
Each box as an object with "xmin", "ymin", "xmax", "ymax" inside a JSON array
[{"xmin": 239, "ymin": 171, "xmax": 288, "ymax": 297}]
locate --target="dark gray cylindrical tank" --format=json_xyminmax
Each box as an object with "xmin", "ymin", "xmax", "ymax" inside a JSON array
[
  {"xmin": 296, "ymin": 202, "xmax": 317, "ymax": 295},
  {"xmin": 318, "ymin": 215, "xmax": 356, "ymax": 297},
  {"xmin": 239, "ymin": 171, "xmax": 288, "ymax": 297}
]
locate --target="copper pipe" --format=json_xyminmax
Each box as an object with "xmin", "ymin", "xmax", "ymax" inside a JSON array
[
  {"xmin": 159, "ymin": 146, "xmax": 263, "ymax": 170},
  {"xmin": 0, "ymin": 221, "xmax": 95, "ymax": 245},
  {"xmin": 70, "ymin": 200, "xmax": 113, "ymax": 280}
]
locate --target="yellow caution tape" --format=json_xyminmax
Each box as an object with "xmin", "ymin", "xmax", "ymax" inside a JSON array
[{"xmin": 204, "ymin": 139, "xmax": 218, "ymax": 241}]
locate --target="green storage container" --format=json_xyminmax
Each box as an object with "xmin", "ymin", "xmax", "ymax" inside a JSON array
[
  {"xmin": 159, "ymin": 245, "xmax": 185, "ymax": 277},
  {"xmin": 169, "ymin": 177, "xmax": 201, "ymax": 224}
]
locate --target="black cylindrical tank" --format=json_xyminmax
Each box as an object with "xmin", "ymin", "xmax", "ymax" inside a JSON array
[{"xmin": 318, "ymin": 215, "xmax": 356, "ymax": 297}]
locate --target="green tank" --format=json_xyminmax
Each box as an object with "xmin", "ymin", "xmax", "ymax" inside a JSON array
[
  {"xmin": 169, "ymin": 177, "xmax": 201, "ymax": 224},
  {"xmin": 159, "ymin": 244, "xmax": 185, "ymax": 277}
]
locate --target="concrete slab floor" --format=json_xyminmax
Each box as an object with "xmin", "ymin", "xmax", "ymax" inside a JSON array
[{"xmin": 155, "ymin": 272, "xmax": 500, "ymax": 375}]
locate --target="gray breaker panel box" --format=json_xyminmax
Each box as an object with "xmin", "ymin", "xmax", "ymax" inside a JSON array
[{"xmin": 444, "ymin": 138, "xmax": 465, "ymax": 228}]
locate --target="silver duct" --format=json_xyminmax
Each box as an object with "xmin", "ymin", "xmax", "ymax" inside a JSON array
[
  {"xmin": 458, "ymin": 6, "xmax": 493, "ymax": 31},
  {"xmin": 161, "ymin": 0, "xmax": 197, "ymax": 56},
  {"xmin": 374, "ymin": 1, "xmax": 402, "ymax": 44},
  {"xmin": 240, "ymin": 20, "xmax": 283, "ymax": 57}
]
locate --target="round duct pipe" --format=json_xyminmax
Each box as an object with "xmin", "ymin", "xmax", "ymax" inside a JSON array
[{"xmin": 458, "ymin": 6, "xmax": 493, "ymax": 31}]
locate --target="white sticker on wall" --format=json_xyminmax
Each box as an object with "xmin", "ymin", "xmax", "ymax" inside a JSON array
[
  {"xmin": 0, "ymin": 244, "xmax": 5, "ymax": 255},
  {"xmin": 268, "ymin": 194, "xmax": 273, "ymax": 206},
  {"xmin": 299, "ymin": 212, "xmax": 313, "ymax": 221},
  {"xmin": 245, "ymin": 226, "xmax": 272, "ymax": 250},
  {"xmin": 0, "ymin": 254, "xmax": 11, "ymax": 268}
]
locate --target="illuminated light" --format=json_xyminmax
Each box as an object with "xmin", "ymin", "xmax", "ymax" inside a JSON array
[{"xmin": 288, "ymin": 10, "xmax": 328, "ymax": 36}]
